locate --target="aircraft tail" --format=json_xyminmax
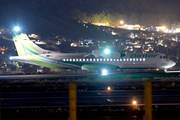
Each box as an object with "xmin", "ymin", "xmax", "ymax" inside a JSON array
[
  {"xmin": 13, "ymin": 33, "xmax": 49, "ymax": 56},
  {"xmin": 12, "ymin": 34, "xmax": 27, "ymax": 56}
]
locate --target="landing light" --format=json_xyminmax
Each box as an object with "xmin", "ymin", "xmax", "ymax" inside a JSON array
[{"xmin": 102, "ymin": 69, "xmax": 108, "ymax": 75}]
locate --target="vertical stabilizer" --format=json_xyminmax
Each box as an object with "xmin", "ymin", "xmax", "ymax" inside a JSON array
[
  {"xmin": 20, "ymin": 34, "xmax": 47, "ymax": 55},
  {"xmin": 13, "ymin": 33, "xmax": 49, "ymax": 56},
  {"xmin": 12, "ymin": 34, "xmax": 27, "ymax": 56}
]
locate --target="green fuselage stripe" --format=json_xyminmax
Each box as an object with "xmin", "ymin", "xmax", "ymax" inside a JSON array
[{"xmin": 27, "ymin": 42, "xmax": 40, "ymax": 52}]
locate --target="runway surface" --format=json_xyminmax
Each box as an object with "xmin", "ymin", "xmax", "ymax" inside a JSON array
[
  {"xmin": 0, "ymin": 71, "xmax": 180, "ymax": 80},
  {"xmin": 1, "ymin": 89, "xmax": 180, "ymax": 107}
]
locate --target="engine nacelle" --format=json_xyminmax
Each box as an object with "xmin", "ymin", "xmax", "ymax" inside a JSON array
[{"xmin": 81, "ymin": 64, "xmax": 99, "ymax": 71}]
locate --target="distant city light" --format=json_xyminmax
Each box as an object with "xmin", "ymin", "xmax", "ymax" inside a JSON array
[
  {"xmin": 120, "ymin": 20, "xmax": 124, "ymax": 24},
  {"xmin": 92, "ymin": 23, "xmax": 107, "ymax": 26},
  {"xmin": 112, "ymin": 31, "xmax": 117, "ymax": 35},
  {"xmin": 14, "ymin": 26, "xmax": 20, "ymax": 32}
]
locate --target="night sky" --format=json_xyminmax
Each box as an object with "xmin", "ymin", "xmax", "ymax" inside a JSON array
[{"xmin": 1, "ymin": 0, "xmax": 180, "ymax": 37}]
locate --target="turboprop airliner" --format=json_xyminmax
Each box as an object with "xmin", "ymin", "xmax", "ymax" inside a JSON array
[{"xmin": 10, "ymin": 33, "xmax": 176, "ymax": 75}]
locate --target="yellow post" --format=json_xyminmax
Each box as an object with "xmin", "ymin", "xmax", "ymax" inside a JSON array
[
  {"xmin": 144, "ymin": 81, "xmax": 152, "ymax": 120},
  {"xmin": 69, "ymin": 83, "xmax": 77, "ymax": 120}
]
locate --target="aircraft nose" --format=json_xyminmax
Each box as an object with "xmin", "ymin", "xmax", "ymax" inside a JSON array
[
  {"xmin": 172, "ymin": 61, "xmax": 176, "ymax": 67},
  {"xmin": 169, "ymin": 60, "xmax": 176, "ymax": 67}
]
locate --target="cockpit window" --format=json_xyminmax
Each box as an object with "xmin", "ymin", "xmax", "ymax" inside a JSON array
[{"xmin": 160, "ymin": 56, "xmax": 167, "ymax": 59}]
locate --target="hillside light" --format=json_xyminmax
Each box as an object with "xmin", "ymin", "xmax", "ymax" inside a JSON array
[{"xmin": 120, "ymin": 20, "xmax": 124, "ymax": 24}]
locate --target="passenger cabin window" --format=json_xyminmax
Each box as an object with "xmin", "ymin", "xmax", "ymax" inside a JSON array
[
  {"xmin": 133, "ymin": 58, "xmax": 135, "ymax": 61},
  {"xmin": 136, "ymin": 58, "xmax": 138, "ymax": 61},
  {"xmin": 143, "ymin": 58, "xmax": 145, "ymax": 61},
  {"xmin": 76, "ymin": 59, "xmax": 78, "ymax": 61},
  {"xmin": 104, "ymin": 59, "xmax": 106, "ymax": 61},
  {"xmin": 120, "ymin": 59, "xmax": 122, "ymax": 61},
  {"xmin": 123, "ymin": 58, "xmax": 125, "ymax": 61},
  {"xmin": 140, "ymin": 58, "xmax": 142, "ymax": 61},
  {"xmin": 117, "ymin": 59, "xmax": 119, "ymax": 61},
  {"xmin": 127, "ymin": 58, "xmax": 129, "ymax": 61},
  {"xmin": 130, "ymin": 58, "xmax": 132, "ymax": 61}
]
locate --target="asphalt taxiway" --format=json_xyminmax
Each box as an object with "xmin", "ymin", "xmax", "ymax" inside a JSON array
[
  {"xmin": 0, "ymin": 71, "xmax": 179, "ymax": 80},
  {"xmin": 2, "ymin": 89, "xmax": 180, "ymax": 107}
]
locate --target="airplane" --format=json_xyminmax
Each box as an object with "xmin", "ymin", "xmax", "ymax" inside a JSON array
[{"xmin": 10, "ymin": 33, "xmax": 176, "ymax": 75}]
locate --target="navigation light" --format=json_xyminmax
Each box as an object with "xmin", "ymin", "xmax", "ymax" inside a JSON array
[
  {"xmin": 104, "ymin": 49, "xmax": 110, "ymax": 54},
  {"xmin": 107, "ymin": 86, "xmax": 111, "ymax": 90},
  {"xmin": 9, "ymin": 56, "xmax": 12, "ymax": 60}
]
